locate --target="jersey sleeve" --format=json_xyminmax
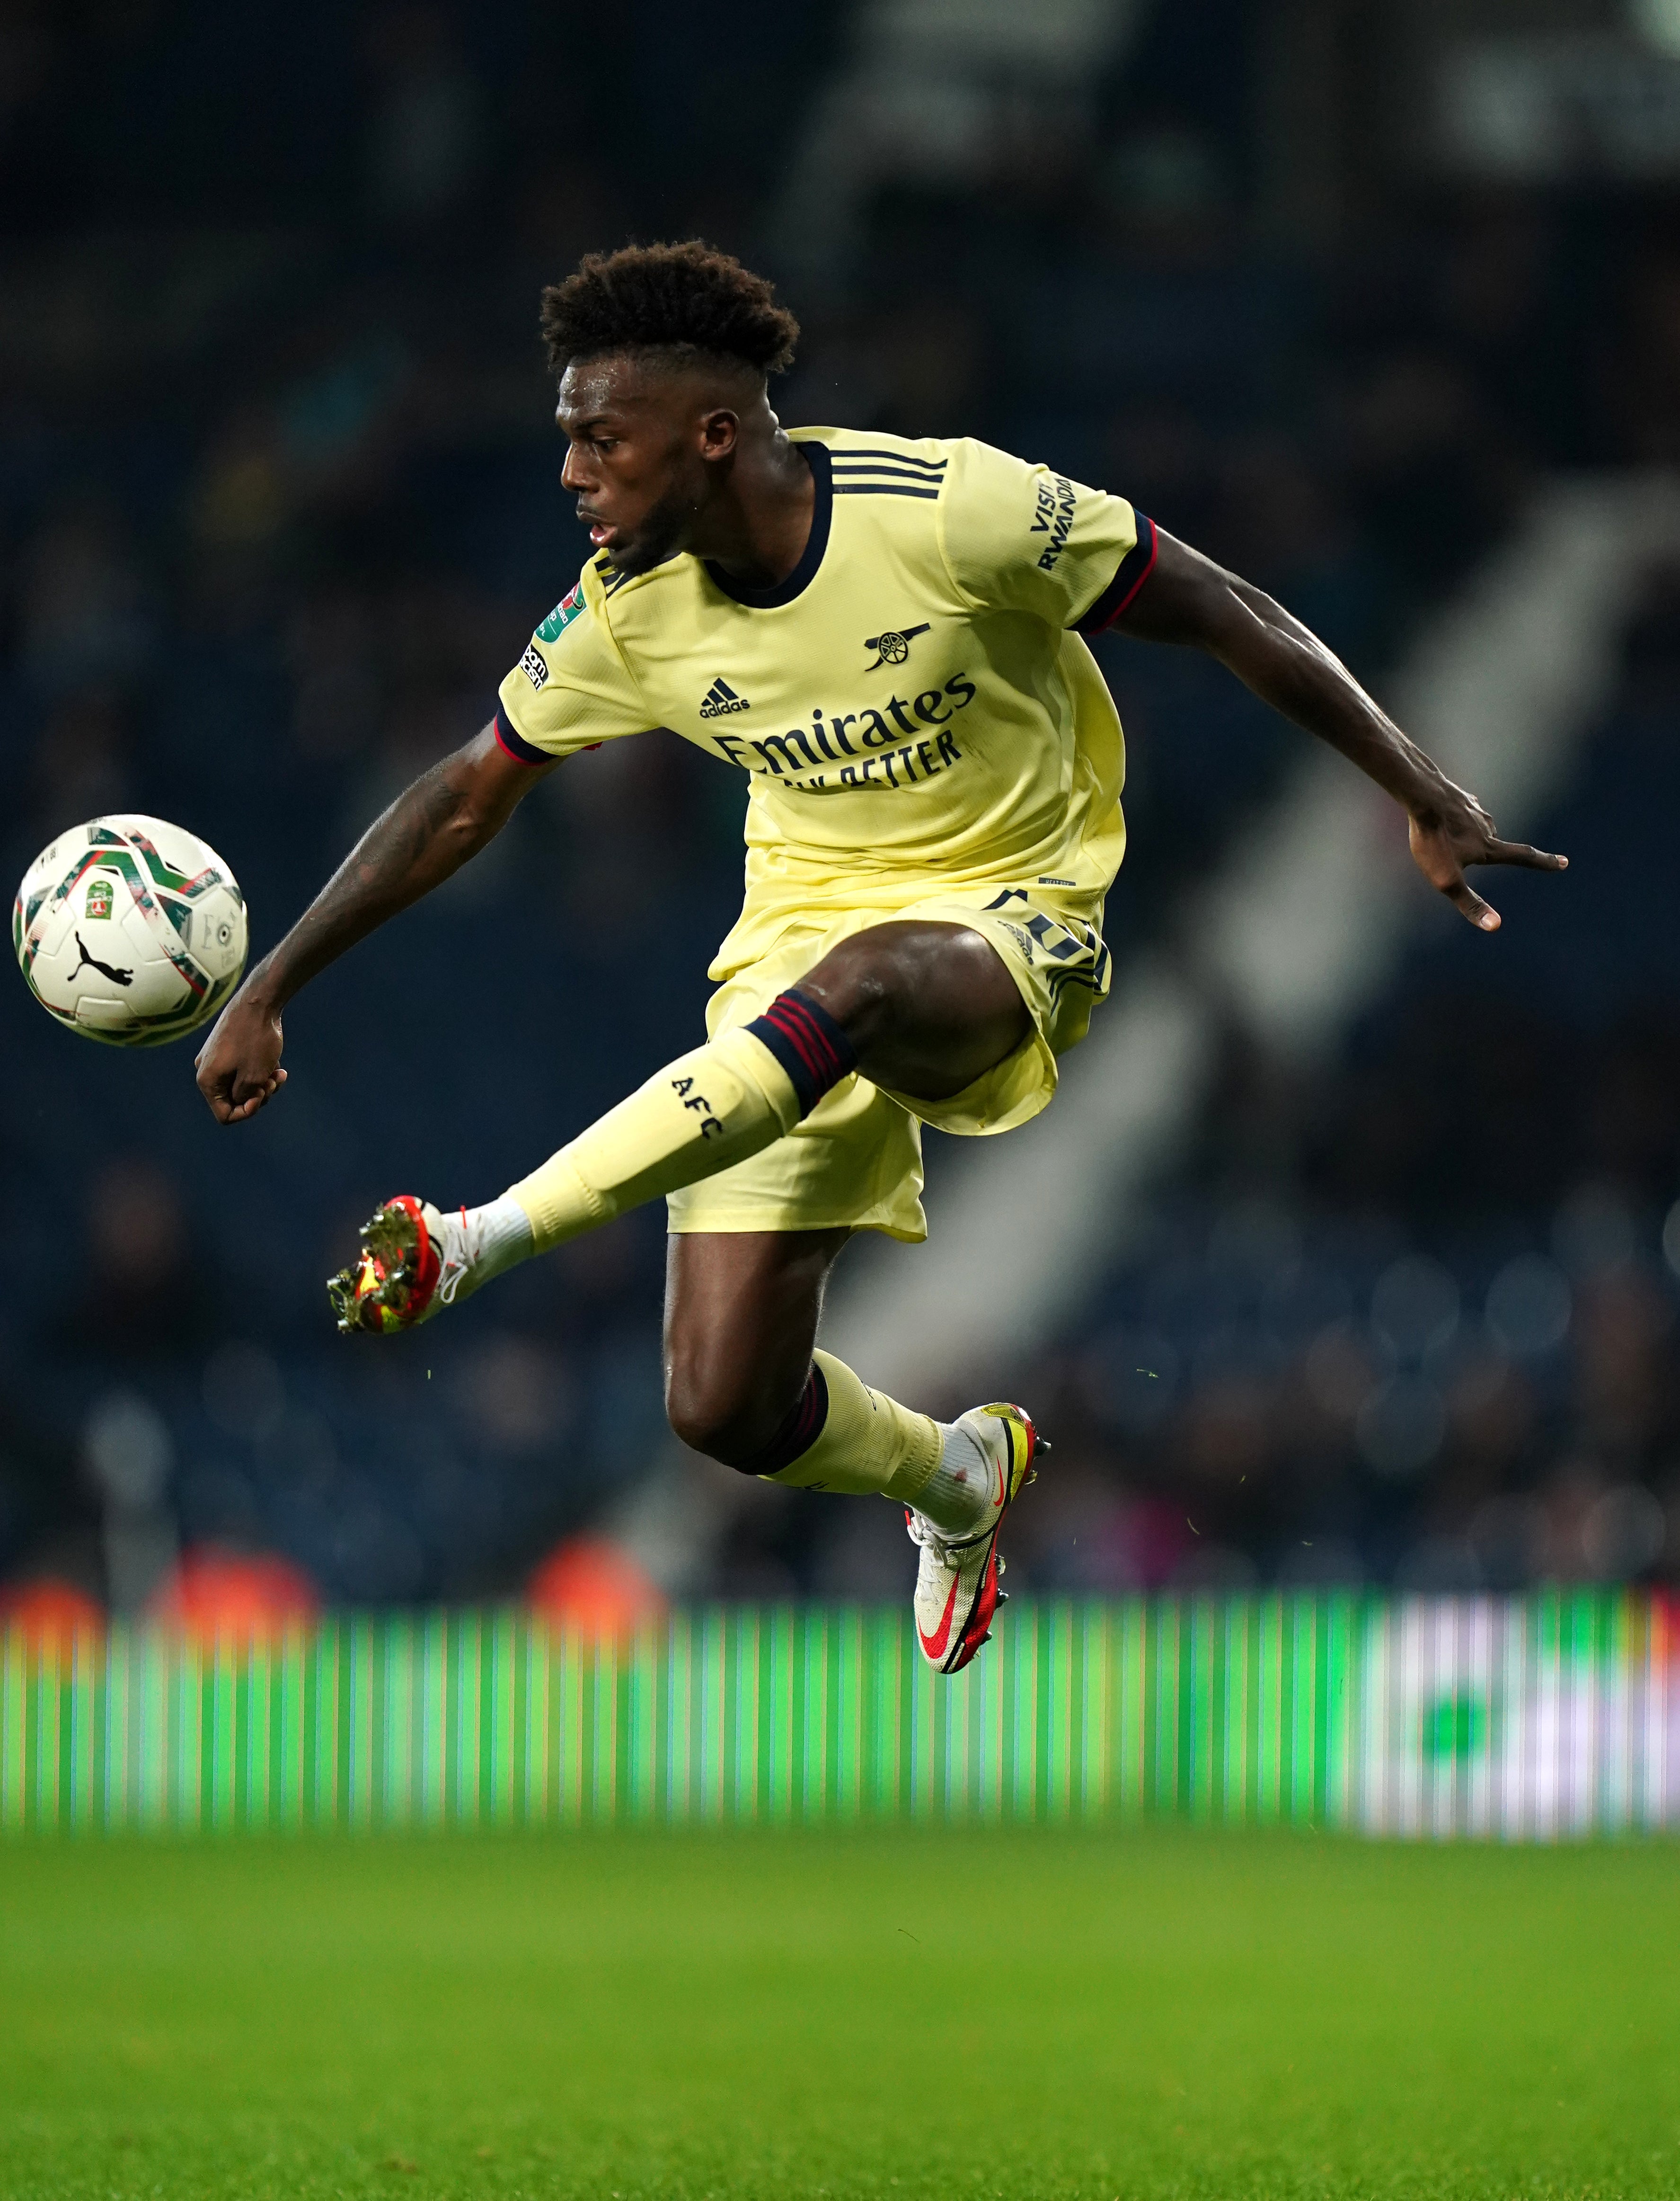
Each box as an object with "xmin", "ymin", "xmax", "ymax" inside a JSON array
[
  {"xmin": 494, "ymin": 568, "xmax": 654, "ymax": 763},
  {"xmin": 936, "ymin": 437, "xmax": 1156, "ymax": 636}
]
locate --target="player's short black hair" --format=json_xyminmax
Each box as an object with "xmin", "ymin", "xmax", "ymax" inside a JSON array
[{"xmin": 539, "ymin": 240, "xmax": 800, "ymax": 382}]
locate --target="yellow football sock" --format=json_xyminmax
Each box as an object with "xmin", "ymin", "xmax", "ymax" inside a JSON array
[
  {"xmin": 507, "ymin": 1027, "xmax": 800, "ymax": 1251},
  {"xmin": 760, "ymin": 1349, "xmax": 942, "ymax": 1502}
]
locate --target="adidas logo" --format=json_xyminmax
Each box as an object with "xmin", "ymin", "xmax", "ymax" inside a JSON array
[{"xmin": 699, "ymin": 677, "xmax": 751, "ymax": 719}]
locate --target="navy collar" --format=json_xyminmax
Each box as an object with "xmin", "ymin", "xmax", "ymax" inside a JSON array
[{"xmin": 703, "ymin": 441, "xmax": 831, "ymax": 609}]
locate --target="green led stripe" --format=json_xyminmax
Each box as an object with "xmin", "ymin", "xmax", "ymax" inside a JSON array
[
  {"xmin": 799, "ymin": 1609, "xmax": 823, "ymax": 1822},
  {"xmin": 1218, "ymin": 1599, "xmax": 1244, "ymax": 1827},
  {"xmin": 623, "ymin": 1631, "xmax": 641, "ymax": 1827},
  {"xmin": 103, "ymin": 1629, "xmax": 126, "ymax": 1832},
  {"xmin": 584, "ymin": 1632, "xmax": 610, "ymax": 1826},
  {"xmin": 279, "ymin": 1628, "xmax": 303, "ymax": 1830},
  {"xmin": 833, "ymin": 1608, "xmax": 859, "ymax": 1820},
  {"xmin": 1186, "ymin": 1598, "xmax": 1211, "ymax": 1825},
  {"xmin": 0, "ymin": 1597, "xmax": 1673, "ymax": 1839},
  {"xmin": 728, "ymin": 1608, "xmax": 754, "ymax": 1825},
  {"xmin": 33, "ymin": 1657, "xmax": 55, "ymax": 1832}
]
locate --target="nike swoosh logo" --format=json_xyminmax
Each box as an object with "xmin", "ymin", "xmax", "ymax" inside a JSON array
[
  {"xmin": 985, "ymin": 1423, "xmax": 1018, "ymax": 1512},
  {"xmin": 918, "ymin": 1572, "xmax": 960, "ymax": 1661}
]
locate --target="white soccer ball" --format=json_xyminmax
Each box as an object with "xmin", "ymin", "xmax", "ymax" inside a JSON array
[{"xmin": 13, "ymin": 814, "xmax": 248, "ymax": 1047}]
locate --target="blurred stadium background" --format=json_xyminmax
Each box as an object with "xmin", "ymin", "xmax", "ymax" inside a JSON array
[{"xmin": 5, "ymin": 0, "xmax": 1680, "ymax": 1695}]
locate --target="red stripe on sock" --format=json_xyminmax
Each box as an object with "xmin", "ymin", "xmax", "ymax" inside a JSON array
[
  {"xmin": 760, "ymin": 1000, "xmax": 836, "ymax": 1086},
  {"xmin": 766, "ymin": 995, "xmax": 848, "ymax": 1085}
]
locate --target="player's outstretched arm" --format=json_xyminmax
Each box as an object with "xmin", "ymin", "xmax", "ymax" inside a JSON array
[
  {"xmin": 195, "ymin": 722, "xmax": 556, "ymax": 1124},
  {"xmin": 1114, "ymin": 529, "xmax": 1566, "ymax": 930}
]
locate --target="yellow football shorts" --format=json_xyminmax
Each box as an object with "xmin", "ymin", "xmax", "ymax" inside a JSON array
[{"xmin": 665, "ymin": 887, "xmax": 1112, "ymax": 1242}]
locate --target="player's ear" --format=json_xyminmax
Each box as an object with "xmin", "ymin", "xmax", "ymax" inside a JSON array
[{"xmin": 698, "ymin": 408, "xmax": 741, "ymax": 462}]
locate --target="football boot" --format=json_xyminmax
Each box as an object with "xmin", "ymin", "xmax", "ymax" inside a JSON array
[
  {"xmin": 327, "ymin": 1195, "xmax": 479, "ymax": 1334},
  {"xmin": 906, "ymin": 1402, "xmax": 1040, "ymax": 1673}
]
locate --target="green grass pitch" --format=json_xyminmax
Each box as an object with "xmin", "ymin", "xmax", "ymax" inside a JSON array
[{"xmin": 2, "ymin": 1827, "xmax": 1676, "ymax": 2200}]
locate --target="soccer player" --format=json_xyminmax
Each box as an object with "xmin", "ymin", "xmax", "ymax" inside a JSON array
[{"xmin": 196, "ymin": 242, "xmax": 1565, "ymax": 1671}]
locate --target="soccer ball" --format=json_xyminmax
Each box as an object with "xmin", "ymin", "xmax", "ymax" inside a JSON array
[{"xmin": 13, "ymin": 814, "xmax": 248, "ymax": 1047}]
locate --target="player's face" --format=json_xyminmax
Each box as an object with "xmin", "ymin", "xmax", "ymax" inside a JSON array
[{"xmin": 557, "ymin": 356, "xmax": 729, "ymax": 577}]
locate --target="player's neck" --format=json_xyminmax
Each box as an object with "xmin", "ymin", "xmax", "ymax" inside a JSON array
[{"xmin": 691, "ymin": 430, "xmax": 815, "ymax": 591}]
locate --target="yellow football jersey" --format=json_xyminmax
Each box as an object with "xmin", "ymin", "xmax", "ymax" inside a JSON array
[{"xmin": 495, "ymin": 429, "xmax": 1153, "ymax": 976}]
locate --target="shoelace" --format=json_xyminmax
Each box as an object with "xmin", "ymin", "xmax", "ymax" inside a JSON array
[
  {"xmin": 904, "ymin": 1507, "xmax": 993, "ymax": 1558},
  {"xmin": 905, "ymin": 1510, "xmax": 943, "ymax": 1553}
]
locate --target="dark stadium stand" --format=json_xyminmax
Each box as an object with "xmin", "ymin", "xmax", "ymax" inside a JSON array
[{"xmin": 3, "ymin": 0, "xmax": 1678, "ymax": 1602}]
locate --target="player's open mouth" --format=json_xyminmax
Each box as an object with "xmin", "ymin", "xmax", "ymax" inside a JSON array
[{"xmin": 586, "ymin": 521, "xmax": 617, "ymax": 548}]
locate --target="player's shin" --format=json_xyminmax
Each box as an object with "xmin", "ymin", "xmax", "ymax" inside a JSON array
[
  {"xmin": 748, "ymin": 1350, "xmax": 943, "ymax": 1500},
  {"xmin": 508, "ymin": 992, "xmax": 852, "ymax": 1249}
]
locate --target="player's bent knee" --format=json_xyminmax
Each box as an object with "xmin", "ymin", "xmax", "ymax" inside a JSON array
[
  {"xmin": 793, "ymin": 937, "xmax": 897, "ymax": 1039},
  {"xmin": 664, "ymin": 1368, "xmax": 790, "ymax": 1470},
  {"xmin": 797, "ymin": 921, "xmax": 1021, "ymax": 1049}
]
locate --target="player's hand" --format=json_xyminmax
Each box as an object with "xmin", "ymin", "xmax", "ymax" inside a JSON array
[
  {"xmin": 195, "ymin": 985, "xmax": 288, "ymax": 1123},
  {"xmin": 1406, "ymin": 783, "xmax": 1567, "ymax": 932}
]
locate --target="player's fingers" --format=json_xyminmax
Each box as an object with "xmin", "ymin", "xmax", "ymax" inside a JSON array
[
  {"xmin": 1483, "ymin": 839, "xmax": 1568, "ymax": 871},
  {"xmin": 1447, "ymin": 878, "xmax": 1501, "ymax": 932},
  {"xmin": 1407, "ymin": 816, "xmax": 1462, "ymax": 894},
  {"xmin": 197, "ymin": 1069, "xmax": 233, "ymax": 1120},
  {"xmin": 223, "ymin": 1072, "xmax": 281, "ymax": 1123}
]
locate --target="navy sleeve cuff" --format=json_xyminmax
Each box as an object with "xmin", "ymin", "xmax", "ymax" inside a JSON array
[
  {"xmin": 494, "ymin": 705, "xmax": 551, "ymax": 765},
  {"xmin": 1071, "ymin": 515, "xmax": 1158, "ymax": 635}
]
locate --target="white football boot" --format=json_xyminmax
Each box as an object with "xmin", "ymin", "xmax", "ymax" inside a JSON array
[{"xmin": 906, "ymin": 1402, "xmax": 1040, "ymax": 1673}]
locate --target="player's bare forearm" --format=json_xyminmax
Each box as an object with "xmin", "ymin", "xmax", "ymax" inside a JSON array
[
  {"xmin": 1120, "ymin": 531, "xmax": 1454, "ymax": 806},
  {"xmin": 248, "ymin": 731, "xmax": 539, "ymax": 1007},
  {"xmin": 196, "ymin": 722, "xmax": 554, "ymax": 1123},
  {"xmin": 1116, "ymin": 530, "xmax": 1566, "ymax": 929}
]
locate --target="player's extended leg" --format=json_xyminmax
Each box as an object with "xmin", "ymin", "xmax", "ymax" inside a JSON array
[
  {"xmin": 331, "ymin": 919, "xmax": 1029, "ymax": 1331},
  {"xmin": 662, "ymin": 1223, "xmax": 1038, "ymax": 1672}
]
